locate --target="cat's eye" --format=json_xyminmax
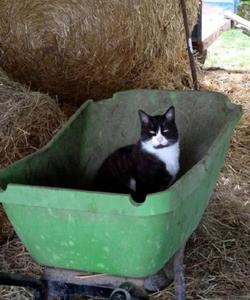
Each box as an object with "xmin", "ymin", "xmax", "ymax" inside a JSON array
[
  {"xmin": 163, "ymin": 129, "xmax": 168, "ymax": 133},
  {"xmin": 149, "ymin": 130, "xmax": 156, "ymax": 135}
]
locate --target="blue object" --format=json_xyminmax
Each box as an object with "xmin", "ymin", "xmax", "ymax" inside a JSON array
[{"xmin": 204, "ymin": 0, "xmax": 239, "ymax": 13}]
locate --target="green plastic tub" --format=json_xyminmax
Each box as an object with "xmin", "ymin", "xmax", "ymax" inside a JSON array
[{"xmin": 0, "ymin": 90, "xmax": 242, "ymax": 278}]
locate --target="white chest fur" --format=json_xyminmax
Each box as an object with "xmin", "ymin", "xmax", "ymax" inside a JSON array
[{"xmin": 141, "ymin": 141, "xmax": 180, "ymax": 177}]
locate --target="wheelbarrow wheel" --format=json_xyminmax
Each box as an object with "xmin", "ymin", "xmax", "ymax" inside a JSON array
[
  {"xmin": 109, "ymin": 288, "xmax": 131, "ymax": 300},
  {"xmin": 119, "ymin": 282, "xmax": 149, "ymax": 300}
]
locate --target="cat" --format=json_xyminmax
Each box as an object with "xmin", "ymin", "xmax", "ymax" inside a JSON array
[{"xmin": 94, "ymin": 106, "xmax": 180, "ymax": 203}]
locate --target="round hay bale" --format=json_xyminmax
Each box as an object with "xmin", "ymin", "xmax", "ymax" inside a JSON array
[{"xmin": 0, "ymin": 0, "xmax": 199, "ymax": 103}]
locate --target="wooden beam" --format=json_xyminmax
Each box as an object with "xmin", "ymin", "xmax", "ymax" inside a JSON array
[
  {"xmin": 202, "ymin": 20, "xmax": 231, "ymax": 50},
  {"xmin": 235, "ymin": 24, "xmax": 250, "ymax": 37},
  {"xmin": 224, "ymin": 11, "xmax": 250, "ymax": 31}
]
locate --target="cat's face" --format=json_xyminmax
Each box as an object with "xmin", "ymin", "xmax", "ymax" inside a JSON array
[{"xmin": 138, "ymin": 106, "xmax": 178, "ymax": 148}]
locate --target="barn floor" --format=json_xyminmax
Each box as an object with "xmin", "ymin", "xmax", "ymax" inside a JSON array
[{"xmin": 0, "ymin": 70, "xmax": 249, "ymax": 299}]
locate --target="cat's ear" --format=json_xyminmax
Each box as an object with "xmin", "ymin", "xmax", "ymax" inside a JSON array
[
  {"xmin": 138, "ymin": 110, "xmax": 150, "ymax": 125},
  {"xmin": 164, "ymin": 106, "xmax": 175, "ymax": 122}
]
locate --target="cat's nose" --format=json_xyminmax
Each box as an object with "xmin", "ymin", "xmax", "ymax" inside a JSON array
[{"xmin": 157, "ymin": 136, "xmax": 163, "ymax": 143}]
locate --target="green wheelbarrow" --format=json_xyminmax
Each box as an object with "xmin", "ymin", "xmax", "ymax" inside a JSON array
[{"xmin": 0, "ymin": 90, "xmax": 242, "ymax": 299}]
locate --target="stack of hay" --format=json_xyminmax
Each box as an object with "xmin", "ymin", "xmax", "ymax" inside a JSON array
[
  {"xmin": 0, "ymin": 68, "xmax": 65, "ymax": 244},
  {"xmin": 0, "ymin": 0, "xmax": 199, "ymax": 103}
]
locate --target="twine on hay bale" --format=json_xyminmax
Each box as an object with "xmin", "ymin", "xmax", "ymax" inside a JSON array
[{"xmin": 0, "ymin": 0, "xmax": 199, "ymax": 103}]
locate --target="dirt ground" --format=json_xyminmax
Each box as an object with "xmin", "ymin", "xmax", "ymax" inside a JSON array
[{"xmin": 0, "ymin": 70, "xmax": 249, "ymax": 299}]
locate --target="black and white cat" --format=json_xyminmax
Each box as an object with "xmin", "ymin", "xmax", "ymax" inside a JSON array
[{"xmin": 94, "ymin": 106, "xmax": 180, "ymax": 203}]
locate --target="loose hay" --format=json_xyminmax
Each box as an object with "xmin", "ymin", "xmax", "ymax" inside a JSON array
[
  {"xmin": 0, "ymin": 69, "xmax": 65, "ymax": 168},
  {"xmin": 0, "ymin": 68, "xmax": 65, "ymax": 299},
  {"xmin": 0, "ymin": 0, "xmax": 199, "ymax": 103},
  {"xmin": 0, "ymin": 208, "xmax": 14, "ymax": 246},
  {"xmin": 0, "ymin": 238, "xmax": 43, "ymax": 300}
]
